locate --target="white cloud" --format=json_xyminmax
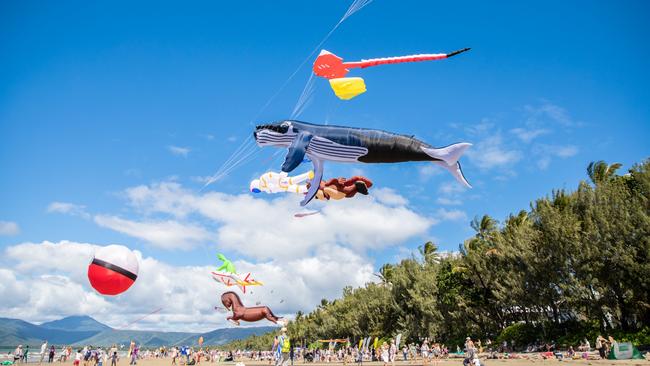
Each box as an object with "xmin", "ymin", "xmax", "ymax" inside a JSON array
[
  {"xmin": 554, "ymin": 145, "xmax": 579, "ymax": 158},
  {"xmin": 93, "ymin": 215, "xmax": 212, "ymax": 250},
  {"xmin": 434, "ymin": 208, "xmax": 468, "ymax": 222},
  {"xmin": 532, "ymin": 144, "xmax": 579, "ymax": 170},
  {"xmin": 4, "ymin": 182, "xmax": 433, "ymax": 331},
  {"xmin": 167, "ymin": 145, "xmax": 190, "ymax": 157},
  {"xmin": 0, "ymin": 221, "xmax": 20, "ymax": 236},
  {"xmin": 510, "ymin": 128, "xmax": 549, "ymax": 143},
  {"xmin": 438, "ymin": 181, "xmax": 467, "ymax": 196},
  {"xmin": 466, "ymin": 133, "xmax": 522, "ymax": 170},
  {"xmin": 373, "ymin": 187, "xmax": 408, "ymax": 206},
  {"xmin": 47, "ymin": 202, "xmax": 90, "ymax": 219},
  {"xmin": 436, "ymin": 197, "xmax": 462, "ymax": 206},
  {"xmin": 417, "ymin": 164, "xmax": 443, "ymax": 181},
  {"xmin": 523, "ymin": 101, "xmax": 578, "ymax": 127},
  {"xmin": 111, "ymin": 182, "xmax": 432, "ymax": 260},
  {"xmin": 0, "ymin": 240, "xmax": 374, "ymax": 332}
]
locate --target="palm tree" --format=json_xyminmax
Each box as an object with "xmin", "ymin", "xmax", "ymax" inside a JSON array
[
  {"xmin": 587, "ymin": 160, "xmax": 622, "ymax": 185},
  {"xmin": 418, "ymin": 241, "xmax": 440, "ymax": 265},
  {"xmin": 470, "ymin": 215, "xmax": 498, "ymax": 241}
]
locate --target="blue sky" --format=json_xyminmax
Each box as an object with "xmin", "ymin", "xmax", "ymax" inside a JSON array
[{"xmin": 0, "ymin": 1, "xmax": 648, "ymax": 330}]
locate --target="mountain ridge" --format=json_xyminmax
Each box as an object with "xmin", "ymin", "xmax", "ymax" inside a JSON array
[{"xmin": 0, "ymin": 316, "xmax": 275, "ymax": 347}]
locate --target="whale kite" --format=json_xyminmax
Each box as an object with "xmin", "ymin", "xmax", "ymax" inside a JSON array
[{"xmin": 254, "ymin": 120, "xmax": 471, "ymax": 206}]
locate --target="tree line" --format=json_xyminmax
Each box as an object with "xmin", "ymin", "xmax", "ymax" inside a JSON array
[{"xmin": 228, "ymin": 159, "xmax": 650, "ymax": 350}]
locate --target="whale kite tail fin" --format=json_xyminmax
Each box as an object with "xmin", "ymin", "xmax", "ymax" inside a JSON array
[
  {"xmin": 423, "ymin": 142, "xmax": 472, "ymax": 188},
  {"xmin": 421, "ymin": 142, "xmax": 472, "ymax": 166},
  {"xmin": 432, "ymin": 161, "xmax": 472, "ymax": 188}
]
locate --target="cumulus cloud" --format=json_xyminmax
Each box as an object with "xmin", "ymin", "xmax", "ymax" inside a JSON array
[
  {"xmin": 167, "ymin": 145, "xmax": 190, "ymax": 157},
  {"xmin": 47, "ymin": 202, "xmax": 91, "ymax": 219},
  {"xmin": 110, "ymin": 182, "xmax": 432, "ymax": 259},
  {"xmin": 93, "ymin": 215, "xmax": 212, "ymax": 250},
  {"xmin": 1, "ymin": 180, "xmax": 432, "ymax": 331},
  {"xmin": 373, "ymin": 188, "xmax": 409, "ymax": 206},
  {"xmin": 0, "ymin": 221, "xmax": 20, "ymax": 236},
  {"xmin": 0, "ymin": 240, "xmax": 374, "ymax": 332}
]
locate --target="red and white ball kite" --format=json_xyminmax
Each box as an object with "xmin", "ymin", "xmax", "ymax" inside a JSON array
[{"xmin": 87, "ymin": 245, "xmax": 139, "ymax": 295}]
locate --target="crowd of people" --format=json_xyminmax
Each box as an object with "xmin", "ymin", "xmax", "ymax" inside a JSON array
[
  {"xmin": 3, "ymin": 333, "xmax": 643, "ymax": 365},
  {"xmin": 8, "ymin": 341, "xmax": 68, "ymax": 364}
]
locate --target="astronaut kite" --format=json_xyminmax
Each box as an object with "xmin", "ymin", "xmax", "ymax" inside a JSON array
[{"xmin": 250, "ymin": 171, "xmax": 373, "ymax": 200}]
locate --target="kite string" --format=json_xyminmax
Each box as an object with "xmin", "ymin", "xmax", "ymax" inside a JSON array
[
  {"xmin": 290, "ymin": 72, "xmax": 316, "ymax": 119},
  {"xmin": 213, "ymin": 146, "xmax": 262, "ymax": 181},
  {"xmin": 215, "ymin": 135, "xmax": 255, "ymax": 175},
  {"xmin": 201, "ymin": 136, "xmax": 257, "ymax": 190},
  {"xmin": 117, "ymin": 307, "xmax": 163, "ymax": 330},
  {"xmin": 249, "ymin": 0, "xmax": 373, "ymax": 124},
  {"xmin": 202, "ymin": 0, "xmax": 373, "ymax": 189},
  {"xmin": 203, "ymin": 138, "xmax": 252, "ymax": 184}
]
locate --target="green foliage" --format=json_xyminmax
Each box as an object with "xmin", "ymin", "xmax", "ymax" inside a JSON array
[
  {"xmin": 235, "ymin": 158, "xmax": 650, "ymax": 348},
  {"xmin": 496, "ymin": 323, "xmax": 540, "ymax": 347},
  {"xmin": 221, "ymin": 330, "xmax": 277, "ymax": 350},
  {"xmin": 617, "ymin": 327, "xmax": 650, "ymax": 346}
]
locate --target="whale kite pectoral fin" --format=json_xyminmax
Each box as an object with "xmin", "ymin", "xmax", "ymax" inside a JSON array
[
  {"xmin": 432, "ymin": 161, "xmax": 472, "ymax": 188},
  {"xmin": 421, "ymin": 142, "xmax": 472, "ymax": 166},
  {"xmin": 300, "ymin": 158, "xmax": 323, "ymax": 206},
  {"xmin": 282, "ymin": 132, "xmax": 313, "ymax": 173}
]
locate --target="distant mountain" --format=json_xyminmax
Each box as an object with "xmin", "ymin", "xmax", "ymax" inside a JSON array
[
  {"xmin": 0, "ymin": 316, "xmax": 276, "ymax": 348},
  {"xmin": 41, "ymin": 316, "xmax": 112, "ymax": 332},
  {"xmin": 77, "ymin": 330, "xmax": 195, "ymax": 347},
  {"xmin": 76, "ymin": 327, "xmax": 276, "ymax": 347},
  {"xmin": 0, "ymin": 318, "xmax": 46, "ymax": 346},
  {"xmin": 0, "ymin": 317, "xmax": 102, "ymax": 346}
]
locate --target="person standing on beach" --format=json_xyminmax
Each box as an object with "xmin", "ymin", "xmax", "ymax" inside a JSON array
[
  {"xmin": 595, "ymin": 335, "xmax": 606, "ymax": 359},
  {"xmin": 23, "ymin": 345, "xmax": 29, "ymax": 363},
  {"xmin": 607, "ymin": 335, "xmax": 616, "ymax": 355},
  {"xmin": 110, "ymin": 351, "xmax": 118, "ymax": 366},
  {"xmin": 96, "ymin": 350, "xmax": 104, "ymax": 366},
  {"xmin": 130, "ymin": 344, "xmax": 138, "ymax": 365},
  {"xmin": 389, "ymin": 340, "xmax": 396, "ymax": 366},
  {"xmin": 271, "ymin": 336, "xmax": 280, "ymax": 365},
  {"xmin": 14, "ymin": 345, "xmax": 23, "ymax": 364},
  {"xmin": 275, "ymin": 328, "xmax": 290, "ymax": 366},
  {"xmin": 39, "ymin": 341, "xmax": 48, "ymax": 365},
  {"xmin": 420, "ymin": 340, "xmax": 429, "ymax": 366},
  {"xmin": 463, "ymin": 338, "xmax": 476, "ymax": 366},
  {"xmin": 48, "ymin": 345, "xmax": 55, "ymax": 363},
  {"xmin": 74, "ymin": 350, "xmax": 82, "ymax": 366},
  {"xmin": 380, "ymin": 342, "xmax": 389, "ymax": 366}
]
